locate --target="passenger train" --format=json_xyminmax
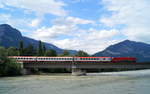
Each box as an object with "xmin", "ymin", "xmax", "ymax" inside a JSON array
[{"xmin": 9, "ymin": 56, "xmax": 136, "ymax": 63}]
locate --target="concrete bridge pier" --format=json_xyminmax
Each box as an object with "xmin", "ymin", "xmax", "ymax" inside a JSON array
[
  {"xmin": 21, "ymin": 68, "xmax": 31, "ymax": 75},
  {"xmin": 71, "ymin": 67, "xmax": 86, "ymax": 76},
  {"xmin": 71, "ymin": 68, "xmax": 86, "ymax": 76},
  {"xmin": 71, "ymin": 62, "xmax": 86, "ymax": 76}
]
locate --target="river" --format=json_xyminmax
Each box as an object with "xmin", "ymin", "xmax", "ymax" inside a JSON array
[{"xmin": 0, "ymin": 69, "xmax": 150, "ymax": 94}]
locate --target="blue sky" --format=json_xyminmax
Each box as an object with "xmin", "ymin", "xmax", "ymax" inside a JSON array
[{"xmin": 0, "ymin": 0, "xmax": 150, "ymax": 54}]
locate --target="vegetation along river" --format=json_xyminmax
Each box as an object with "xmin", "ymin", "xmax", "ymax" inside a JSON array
[{"xmin": 0, "ymin": 69, "xmax": 150, "ymax": 94}]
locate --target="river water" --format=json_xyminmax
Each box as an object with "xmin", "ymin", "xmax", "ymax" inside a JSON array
[{"xmin": 0, "ymin": 70, "xmax": 150, "ymax": 94}]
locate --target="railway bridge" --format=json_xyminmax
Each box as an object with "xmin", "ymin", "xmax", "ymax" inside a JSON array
[{"xmin": 10, "ymin": 56, "xmax": 150, "ymax": 76}]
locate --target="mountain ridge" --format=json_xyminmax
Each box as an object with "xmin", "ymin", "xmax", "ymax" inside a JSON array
[{"xmin": 93, "ymin": 40, "xmax": 150, "ymax": 62}]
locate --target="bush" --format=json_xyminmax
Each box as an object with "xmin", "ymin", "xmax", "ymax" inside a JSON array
[{"xmin": 0, "ymin": 47, "xmax": 22, "ymax": 76}]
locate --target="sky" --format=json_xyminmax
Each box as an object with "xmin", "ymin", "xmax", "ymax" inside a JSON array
[{"xmin": 0, "ymin": 0, "xmax": 150, "ymax": 54}]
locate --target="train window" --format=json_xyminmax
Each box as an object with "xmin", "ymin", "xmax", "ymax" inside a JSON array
[
  {"xmin": 57, "ymin": 58, "xmax": 60, "ymax": 60},
  {"xmin": 99, "ymin": 58, "xmax": 102, "ymax": 61},
  {"xmin": 55, "ymin": 58, "xmax": 59, "ymax": 60},
  {"xmin": 105, "ymin": 58, "xmax": 108, "ymax": 61},
  {"xmin": 85, "ymin": 58, "xmax": 88, "ymax": 60}
]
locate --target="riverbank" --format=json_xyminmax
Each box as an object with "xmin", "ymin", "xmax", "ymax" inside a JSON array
[{"xmin": 1, "ymin": 69, "xmax": 150, "ymax": 77}]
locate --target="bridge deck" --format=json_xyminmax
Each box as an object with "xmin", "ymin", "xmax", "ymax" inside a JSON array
[{"xmin": 23, "ymin": 62, "xmax": 150, "ymax": 69}]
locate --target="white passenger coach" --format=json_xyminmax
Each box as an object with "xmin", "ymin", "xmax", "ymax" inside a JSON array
[{"xmin": 9, "ymin": 56, "xmax": 112, "ymax": 62}]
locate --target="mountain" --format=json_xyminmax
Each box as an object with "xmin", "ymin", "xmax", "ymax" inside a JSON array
[
  {"xmin": 0, "ymin": 24, "xmax": 77, "ymax": 54},
  {"xmin": 93, "ymin": 40, "xmax": 150, "ymax": 62}
]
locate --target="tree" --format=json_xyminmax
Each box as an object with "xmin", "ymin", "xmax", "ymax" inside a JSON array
[
  {"xmin": 75, "ymin": 50, "xmax": 89, "ymax": 57},
  {"xmin": 37, "ymin": 40, "xmax": 44, "ymax": 56},
  {"xmin": 43, "ymin": 44, "xmax": 46, "ymax": 54},
  {"xmin": 24, "ymin": 44, "xmax": 35, "ymax": 56},
  {"xmin": 0, "ymin": 47, "xmax": 7, "ymax": 62},
  {"xmin": 19, "ymin": 40, "xmax": 24, "ymax": 56},
  {"xmin": 60, "ymin": 50, "xmax": 70, "ymax": 56},
  {"xmin": 7, "ymin": 47, "xmax": 19, "ymax": 56},
  {"xmin": 45, "ymin": 49, "xmax": 57, "ymax": 56}
]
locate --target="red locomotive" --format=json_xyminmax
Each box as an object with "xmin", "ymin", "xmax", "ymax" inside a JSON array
[{"xmin": 112, "ymin": 57, "xmax": 136, "ymax": 63}]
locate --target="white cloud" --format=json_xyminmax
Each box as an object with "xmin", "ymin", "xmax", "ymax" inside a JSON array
[
  {"xmin": 30, "ymin": 23, "xmax": 119, "ymax": 54},
  {"xmin": 0, "ymin": 1, "xmax": 4, "ymax": 8},
  {"xmin": 30, "ymin": 24, "xmax": 77, "ymax": 41},
  {"xmin": 66, "ymin": 16, "xmax": 95, "ymax": 25},
  {"xmin": 52, "ymin": 16, "xmax": 95, "ymax": 26},
  {"xmin": 31, "ymin": 16, "xmax": 95, "ymax": 39},
  {"xmin": 52, "ymin": 29, "xmax": 120, "ymax": 54},
  {"xmin": 101, "ymin": 0, "xmax": 150, "ymax": 43},
  {"xmin": 1, "ymin": 0, "xmax": 67, "ymax": 16},
  {"xmin": 29, "ymin": 19, "xmax": 41, "ymax": 27}
]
